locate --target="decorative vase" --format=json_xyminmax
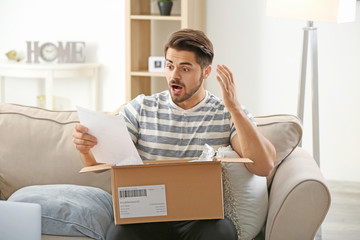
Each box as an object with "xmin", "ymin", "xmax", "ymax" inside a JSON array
[{"xmin": 158, "ymin": 1, "xmax": 173, "ymax": 16}]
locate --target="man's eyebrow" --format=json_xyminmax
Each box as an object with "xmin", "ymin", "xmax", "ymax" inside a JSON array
[{"xmin": 165, "ymin": 59, "xmax": 193, "ymax": 66}]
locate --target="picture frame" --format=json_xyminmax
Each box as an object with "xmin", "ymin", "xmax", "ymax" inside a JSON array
[{"xmin": 148, "ymin": 56, "xmax": 166, "ymax": 72}]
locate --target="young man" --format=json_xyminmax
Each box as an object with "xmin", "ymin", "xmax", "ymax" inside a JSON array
[{"xmin": 73, "ymin": 29, "xmax": 276, "ymax": 240}]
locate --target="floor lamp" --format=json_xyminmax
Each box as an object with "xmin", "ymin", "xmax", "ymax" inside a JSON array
[{"xmin": 266, "ymin": 0, "xmax": 356, "ymax": 167}]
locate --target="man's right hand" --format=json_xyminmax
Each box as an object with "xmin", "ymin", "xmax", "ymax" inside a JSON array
[{"xmin": 72, "ymin": 124, "xmax": 98, "ymax": 154}]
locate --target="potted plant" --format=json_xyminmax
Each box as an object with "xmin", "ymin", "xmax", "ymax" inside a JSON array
[{"xmin": 157, "ymin": 0, "xmax": 173, "ymax": 16}]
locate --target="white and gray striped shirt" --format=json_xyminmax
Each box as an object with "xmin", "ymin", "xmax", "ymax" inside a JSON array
[{"xmin": 120, "ymin": 90, "xmax": 255, "ymax": 161}]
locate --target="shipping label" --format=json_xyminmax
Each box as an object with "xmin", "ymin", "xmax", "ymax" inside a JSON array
[{"xmin": 118, "ymin": 184, "xmax": 167, "ymax": 218}]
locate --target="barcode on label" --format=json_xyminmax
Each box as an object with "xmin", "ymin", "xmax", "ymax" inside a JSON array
[
  {"xmin": 119, "ymin": 189, "xmax": 147, "ymax": 198},
  {"xmin": 118, "ymin": 185, "xmax": 167, "ymax": 218}
]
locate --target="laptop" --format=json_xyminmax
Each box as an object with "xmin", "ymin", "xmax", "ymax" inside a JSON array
[{"xmin": 0, "ymin": 200, "xmax": 41, "ymax": 240}]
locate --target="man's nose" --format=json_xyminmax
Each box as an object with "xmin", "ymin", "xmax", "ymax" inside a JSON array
[{"xmin": 171, "ymin": 67, "xmax": 181, "ymax": 80}]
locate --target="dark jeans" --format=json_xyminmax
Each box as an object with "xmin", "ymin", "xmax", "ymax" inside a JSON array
[{"xmin": 106, "ymin": 218, "xmax": 238, "ymax": 240}]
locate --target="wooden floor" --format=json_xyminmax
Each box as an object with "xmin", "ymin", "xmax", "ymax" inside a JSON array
[{"xmin": 320, "ymin": 180, "xmax": 360, "ymax": 240}]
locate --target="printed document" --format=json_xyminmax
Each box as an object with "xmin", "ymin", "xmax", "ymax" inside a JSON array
[{"xmin": 76, "ymin": 106, "xmax": 143, "ymax": 165}]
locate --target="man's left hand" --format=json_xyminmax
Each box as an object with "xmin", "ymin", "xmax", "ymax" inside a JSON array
[{"xmin": 216, "ymin": 64, "xmax": 241, "ymax": 112}]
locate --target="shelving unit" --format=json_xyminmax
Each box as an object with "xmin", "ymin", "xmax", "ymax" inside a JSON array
[{"xmin": 125, "ymin": 0, "xmax": 206, "ymax": 102}]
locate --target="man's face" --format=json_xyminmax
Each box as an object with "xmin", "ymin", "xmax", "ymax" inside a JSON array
[{"xmin": 165, "ymin": 48, "xmax": 211, "ymax": 109}]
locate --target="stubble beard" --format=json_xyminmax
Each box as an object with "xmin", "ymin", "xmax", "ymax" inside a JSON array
[{"xmin": 170, "ymin": 72, "xmax": 204, "ymax": 104}]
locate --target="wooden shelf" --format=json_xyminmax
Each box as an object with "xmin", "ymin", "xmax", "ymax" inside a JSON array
[
  {"xmin": 130, "ymin": 15, "xmax": 182, "ymax": 21},
  {"xmin": 125, "ymin": 0, "xmax": 206, "ymax": 102}
]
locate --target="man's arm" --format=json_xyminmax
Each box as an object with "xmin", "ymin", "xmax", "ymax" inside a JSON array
[
  {"xmin": 72, "ymin": 124, "xmax": 98, "ymax": 166},
  {"xmin": 216, "ymin": 64, "xmax": 276, "ymax": 176}
]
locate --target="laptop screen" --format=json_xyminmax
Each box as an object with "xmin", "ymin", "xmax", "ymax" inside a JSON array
[{"xmin": 0, "ymin": 200, "xmax": 41, "ymax": 240}]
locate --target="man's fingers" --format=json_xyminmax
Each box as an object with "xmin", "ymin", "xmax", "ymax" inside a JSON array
[
  {"xmin": 216, "ymin": 65, "xmax": 232, "ymax": 91},
  {"xmin": 216, "ymin": 75, "xmax": 228, "ymax": 92},
  {"xmin": 73, "ymin": 137, "xmax": 97, "ymax": 146},
  {"xmin": 217, "ymin": 65, "xmax": 234, "ymax": 84},
  {"xmin": 216, "ymin": 67, "xmax": 227, "ymax": 87},
  {"xmin": 73, "ymin": 131, "xmax": 97, "ymax": 141},
  {"xmin": 72, "ymin": 129, "xmax": 98, "ymax": 147},
  {"xmin": 73, "ymin": 124, "xmax": 97, "ymax": 154},
  {"xmin": 221, "ymin": 65, "xmax": 234, "ymax": 83},
  {"xmin": 75, "ymin": 123, "xmax": 88, "ymax": 133},
  {"xmin": 216, "ymin": 65, "xmax": 231, "ymax": 85}
]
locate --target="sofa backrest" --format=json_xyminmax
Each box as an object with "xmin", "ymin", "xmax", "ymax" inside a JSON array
[
  {"xmin": 254, "ymin": 115, "xmax": 302, "ymax": 187},
  {"xmin": 0, "ymin": 103, "xmax": 111, "ymax": 200},
  {"xmin": 0, "ymin": 103, "xmax": 303, "ymax": 200}
]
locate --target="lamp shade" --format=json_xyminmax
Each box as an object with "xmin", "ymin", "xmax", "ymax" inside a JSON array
[{"xmin": 266, "ymin": 0, "xmax": 356, "ymax": 23}]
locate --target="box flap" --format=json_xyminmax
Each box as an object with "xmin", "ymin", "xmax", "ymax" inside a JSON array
[
  {"xmin": 215, "ymin": 157, "xmax": 253, "ymax": 163},
  {"xmin": 79, "ymin": 158, "xmax": 253, "ymax": 173},
  {"xmin": 79, "ymin": 163, "xmax": 114, "ymax": 173},
  {"xmin": 143, "ymin": 159, "xmax": 196, "ymax": 165}
]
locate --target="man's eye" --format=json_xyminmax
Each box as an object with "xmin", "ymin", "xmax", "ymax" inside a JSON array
[
  {"xmin": 182, "ymin": 67, "xmax": 189, "ymax": 72},
  {"xmin": 167, "ymin": 65, "xmax": 173, "ymax": 70}
]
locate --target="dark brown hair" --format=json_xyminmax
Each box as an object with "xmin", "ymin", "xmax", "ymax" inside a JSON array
[{"xmin": 164, "ymin": 29, "xmax": 214, "ymax": 69}]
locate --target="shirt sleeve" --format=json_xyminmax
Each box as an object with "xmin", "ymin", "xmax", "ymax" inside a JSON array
[{"xmin": 120, "ymin": 94, "xmax": 144, "ymax": 143}]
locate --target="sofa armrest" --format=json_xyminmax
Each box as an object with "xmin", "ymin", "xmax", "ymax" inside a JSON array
[{"xmin": 265, "ymin": 147, "xmax": 331, "ymax": 240}]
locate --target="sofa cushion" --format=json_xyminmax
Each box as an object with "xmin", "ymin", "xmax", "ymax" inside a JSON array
[
  {"xmin": 8, "ymin": 184, "xmax": 113, "ymax": 240},
  {"xmin": 0, "ymin": 103, "xmax": 111, "ymax": 200},
  {"xmin": 254, "ymin": 114, "xmax": 302, "ymax": 187}
]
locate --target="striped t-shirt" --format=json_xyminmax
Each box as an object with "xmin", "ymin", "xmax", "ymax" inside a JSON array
[{"xmin": 120, "ymin": 90, "xmax": 255, "ymax": 161}]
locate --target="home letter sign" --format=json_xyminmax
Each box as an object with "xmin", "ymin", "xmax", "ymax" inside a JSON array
[{"xmin": 26, "ymin": 41, "xmax": 86, "ymax": 63}]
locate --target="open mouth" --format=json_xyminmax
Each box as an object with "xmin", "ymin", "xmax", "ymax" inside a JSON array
[{"xmin": 171, "ymin": 84, "xmax": 184, "ymax": 94}]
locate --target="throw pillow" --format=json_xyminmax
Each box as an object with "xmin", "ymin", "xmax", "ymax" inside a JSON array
[
  {"xmin": 8, "ymin": 184, "xmax": 113, "ymax": 240},
  {"xmin": 218, "ymin": 148, "xmax": 268, "ymax": 240}
]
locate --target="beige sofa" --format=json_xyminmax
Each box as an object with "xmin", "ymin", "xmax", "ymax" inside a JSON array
[{"xmin": 0, "ymin": 103, "xmax": 331, "ymax": 240}]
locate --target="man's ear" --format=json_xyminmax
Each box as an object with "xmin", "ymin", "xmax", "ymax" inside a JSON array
[{"xmin": 203, "ymin": 65, "xmax": 212, "ymax": 80}]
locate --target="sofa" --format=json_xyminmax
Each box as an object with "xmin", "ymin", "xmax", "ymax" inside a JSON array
[{"xmin": 0, "ymin": 102, "xmax": 331, "ymax": 240}]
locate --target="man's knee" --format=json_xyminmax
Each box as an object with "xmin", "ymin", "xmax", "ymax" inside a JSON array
[
  {"xmin": 206, "ymin": 218, "xmax": 238, "ymax": 240},
  {"xmin": 178, "ymin": 218, "xmax": 238, "ymax": 240},
  {"xmin": 106, "ymin": 221, "xmax": 176, "ymax": 240},
  {"xmin": 106, "ymin": 222, "xmax": 142, "ymax": 240}
]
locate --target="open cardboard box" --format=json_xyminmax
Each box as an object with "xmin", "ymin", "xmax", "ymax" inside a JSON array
[{"xmin": 80, "ymin": 158, "xmax": 252, "ymax": 225}]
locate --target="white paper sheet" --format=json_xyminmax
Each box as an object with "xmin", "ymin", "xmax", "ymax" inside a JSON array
[{"xmin": 76, "ymin": 106, "xmax": 143, "ymax": 165}]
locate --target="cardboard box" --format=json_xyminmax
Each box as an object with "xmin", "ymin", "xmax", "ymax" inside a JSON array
[{"xmin": 80, "ymin": 158, "xmax": 252, "ymax": 225}]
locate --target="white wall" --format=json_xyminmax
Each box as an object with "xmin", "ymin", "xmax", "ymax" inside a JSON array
[
  {"xmin": 206, "ymin": 1, "xmax": 360, "ymax": 182},
  {"xmin": 0, "ymin": 0, "xmax": 125, "ymax": 111},
  {"xmin": 1, "ymin": 0, "xmax": 359, "ymax": 182}
]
